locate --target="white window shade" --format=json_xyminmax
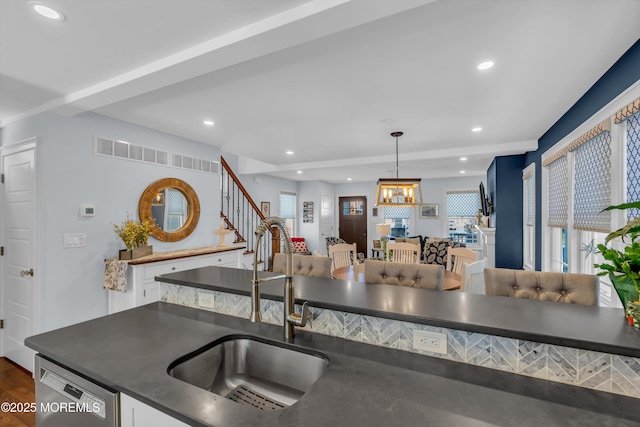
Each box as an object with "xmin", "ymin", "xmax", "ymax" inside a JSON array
[
  {"xmin": 384, "ymin": 206, "xmax": 411, "ymax": 219},
  {"xmin": 572, "ymin": 131, "xmax": 612, "ymax": 232},
  {"xmin": 545, "ymin": 155, "xmax": 568, "ymax": 228},
  {"xmin": 525, "ymin": 174, "xmax": 534, "ymax": 226},
  {"xmin": 279, "ymin": 192, "xmax": 296, "ymax": 219}
]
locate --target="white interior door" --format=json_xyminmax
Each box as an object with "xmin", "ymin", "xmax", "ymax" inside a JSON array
[
  {"xmin": 319, "ymin": 193, "xmax": 334, "ymax": 255},
  {"xmin": 1, "ymin": 142, "xmax": 36, "ymax": 372}
]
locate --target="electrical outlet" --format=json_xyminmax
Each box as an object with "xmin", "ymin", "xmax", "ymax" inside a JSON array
[
  {"xmin": 413, "ymin": 330, "xmax": 447, "ymax": 354},
  {"xmin": 198, "ymin": 292, "xmax": 215, "ymax": 309}
]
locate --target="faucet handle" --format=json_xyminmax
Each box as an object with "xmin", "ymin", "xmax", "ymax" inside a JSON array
[{"xmin": 288, "ymin": 301, "xmax": 311, "ymax": 328}]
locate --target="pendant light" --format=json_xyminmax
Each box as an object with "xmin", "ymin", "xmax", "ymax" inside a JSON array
[{"xmin": 375, "ymin": 131, "xmax": 423, "ymax": 207}]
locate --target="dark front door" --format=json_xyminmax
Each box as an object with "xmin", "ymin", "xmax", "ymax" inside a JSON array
[{"xmin": 338, "ymin": 196, "xmax": 367, "ymax": 255}]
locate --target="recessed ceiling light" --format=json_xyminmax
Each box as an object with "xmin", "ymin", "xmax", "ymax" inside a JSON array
[
  {"xmin": 286, "ymin": 151, "xmax": 294, "ymax": 155},
  {"xmin": 347, "ymin": 178, "xmax": 352, "ymax": 181},
  {"xmin": 460, "ymin": 170, "xmax": 466, "ymax": 174},
  {"xmin": 31, "ymin": 3, "xmax": 64, "ymax": 20},
  {"xmin": 477, "ymin": 61, "xmax": 494, "ymax": 70},
  {"xmin": 472, "ymin": 127, "xmax": 482, "ymax": 132},
  {"xmin": 297, "ymin": 170, "xmax": 302, "ymax": 174},
  {"xmin": 460, "ymin": 157, "xmax": 467, "ymax": 161},
  {"xmin": 203, "ymin": 120, "xmax": 214, "ymax": 126}
]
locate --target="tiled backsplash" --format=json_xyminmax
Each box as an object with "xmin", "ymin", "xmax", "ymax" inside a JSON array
[{"xmin": 160, "ymin": 283, "xmax": 640, "ymax": 399}]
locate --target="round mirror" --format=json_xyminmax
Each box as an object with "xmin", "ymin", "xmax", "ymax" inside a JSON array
[{"xmin": 138, "ymin": 178, "xmax": 200, "ymax": 242}]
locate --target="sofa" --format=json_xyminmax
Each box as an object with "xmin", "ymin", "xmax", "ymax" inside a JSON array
[
  {"xmin": 484, "ymin": 268, "xmax": 599, "ymax": 306},
  {"xmin": 364, "ymin": 259, "xmax": 443, "ymax": 290}
]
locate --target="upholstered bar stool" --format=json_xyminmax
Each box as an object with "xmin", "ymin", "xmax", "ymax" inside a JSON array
[
  {"xmin": 364, "ymin": 259, "xmax": 443, "ymax": 290},
  {"xmin": 484, "ymin": 268, "xmax": 599, "ymax": 305},
  {"xmin": 272, "ymin": 253, "xmax": 332, "ymax": 279}
]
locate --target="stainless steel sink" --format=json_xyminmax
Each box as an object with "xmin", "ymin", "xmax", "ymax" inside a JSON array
[{"xmin": 168, "ymin": 335, "xmax": 329, "ymax": 411}]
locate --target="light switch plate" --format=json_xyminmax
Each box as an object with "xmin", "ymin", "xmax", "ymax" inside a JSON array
[{"xmin": 63, "ymin": 233, "xmax": 87, "ymax": 248}]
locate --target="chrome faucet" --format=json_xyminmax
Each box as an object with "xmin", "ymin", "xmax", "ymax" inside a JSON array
[{"xmin": 251, "ymin": 217, "xmax": 310, "ymax": 339}]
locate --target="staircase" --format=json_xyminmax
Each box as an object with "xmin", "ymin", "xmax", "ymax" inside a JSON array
[{"xmin": 220, "ymin": 157, "xmax": 280, "ymax": 270}]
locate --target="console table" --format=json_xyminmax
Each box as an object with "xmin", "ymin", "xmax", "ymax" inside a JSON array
[{"xmin": 107, "ymin": 245, "xmax": 245, "ymax": 314}]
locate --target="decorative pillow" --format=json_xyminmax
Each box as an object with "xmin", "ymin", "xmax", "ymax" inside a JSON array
[
  {"xmin": 404, "ymin": 237, "xmax": 421, "ymax": 247},
  {"xmin": 424, "ymin": 239, "xmax": 465, "ymax": 265},
  {"xmin": 292, "ymin": 239, "xmax": 309, "ymax": 253}
]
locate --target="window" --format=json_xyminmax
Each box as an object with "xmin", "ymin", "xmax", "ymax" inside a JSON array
[
  {"xmin": 166, "ymin": 188, "xmax": 186, "ymax": 230},
  {"xmin": 383, "ymin": 206, "xmax": 411, "ymax": 238},
  {"xmin": 279, "ymin": 191, "xmax": 296, "ymax": 237},
  {"xmin": 445, "ymin": 190, "xmax": 480, "ymax": 245},
  {"xmin": 540, "ymin": 88, "xmax": 640, "ymax": 307},
  {"xmin": 522, "ymin": 165, "xmax": 535, "ymax": 270}
]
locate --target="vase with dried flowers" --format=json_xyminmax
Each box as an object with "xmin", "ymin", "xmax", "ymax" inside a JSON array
[{"xmin": 114, "ymin": 214, "xmax": 153, "ymax": 260}]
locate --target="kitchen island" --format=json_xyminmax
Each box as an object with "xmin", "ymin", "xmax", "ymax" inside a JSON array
[{"xmin": 26, "ymin": 302, "xmax": 640, "ymax": 427}]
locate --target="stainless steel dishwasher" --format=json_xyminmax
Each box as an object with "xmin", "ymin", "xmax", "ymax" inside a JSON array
[{"xmin": 35, "ymin": 354, "xmax": 119, "ymax": 427}]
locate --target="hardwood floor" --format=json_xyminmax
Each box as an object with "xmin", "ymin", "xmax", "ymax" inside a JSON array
[{"xmin": 0, "ymin": 358, "xmax": 36, "ymax": 427}]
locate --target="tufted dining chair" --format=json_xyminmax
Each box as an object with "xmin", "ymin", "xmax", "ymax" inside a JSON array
[
  {"xmin": 484, "ymin": 268, "xmax": 599, "ymax": 305},
  {"xmin": 446, "ymin": 247, "xmax": 477, "ymax": 275},
  {"xmin": 386, "ymin": 242, "xmax": 420, "ymax": 264},
  {"xmin": 272, "ymin": 253, "xmax": 332, "ymax": 279}
]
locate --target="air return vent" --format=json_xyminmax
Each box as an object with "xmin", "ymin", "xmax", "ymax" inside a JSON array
[{"xmin": 94, "ymin": 136, "xmax": 219, "ymax": 174}]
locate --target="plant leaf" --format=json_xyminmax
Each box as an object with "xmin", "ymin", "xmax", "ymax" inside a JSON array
[{"xmin": 601, "ymin": 201, "xmax": 640, "ymax": 212}]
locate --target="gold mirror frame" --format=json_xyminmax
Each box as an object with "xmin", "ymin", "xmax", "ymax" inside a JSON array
[{"xmin": 138, "ymin": 178, "xmax": 200, "ymax": 242}]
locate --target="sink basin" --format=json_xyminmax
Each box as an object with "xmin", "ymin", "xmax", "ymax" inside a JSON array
[{"xmin": 168, "ymin": 335, "xmax": 329, "ymax": 411}]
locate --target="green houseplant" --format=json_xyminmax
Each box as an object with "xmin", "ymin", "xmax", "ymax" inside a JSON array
[
  {"xmin": 594, "ymin": 201, "xmax": 640, "ymax": 327},
  {"xmin": 114, "ymin": 215, "xmax": 153, "ymax": 260}
]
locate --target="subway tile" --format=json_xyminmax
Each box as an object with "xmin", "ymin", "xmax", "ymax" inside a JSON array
[
  {"xmin": 578, "ymin": 350, "xmax": 612, "ymax": 392},
  {"xmin": 491, "ymin": 336, "xmax": 518, "ymax": 372},
  {"xmin": 611, "ymin": 355, "xmax": 640, "ymax": 398},
  {"xmin": 518, "ymin": 340, "xmax": 547, "ymax": 379},
  {"xmin": 547, "ymin": 345, "xmax": 577, "ymax": 385},
  {"xmin": 466, "ymin": 332, "xmax": 491, "ymax": 367}
]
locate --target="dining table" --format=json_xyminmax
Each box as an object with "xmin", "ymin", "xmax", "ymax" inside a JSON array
[{"xmin": 332, "ymin": 265, "xmax": 461, "ymax": 291}]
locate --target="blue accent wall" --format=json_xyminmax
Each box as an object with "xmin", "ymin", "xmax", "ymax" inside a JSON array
[
  {"xmin": 488, "ymin": 155, "xmax": 525, "ymax": 269},
  {"xmin": 524, "ymin": 39, "xmax": 640, "ymax": 270}
]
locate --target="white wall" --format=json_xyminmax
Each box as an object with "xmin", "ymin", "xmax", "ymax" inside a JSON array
[
  {"xmin": 1, "ymin": 112, "xmax": 221, "ymax": 331},
  {"xmin": 298, "ymin": 180, "xmax": 336, "ymax": 253}
]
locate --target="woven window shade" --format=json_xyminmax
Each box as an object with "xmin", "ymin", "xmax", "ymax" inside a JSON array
[
  {"xmin": 446, "ymin": 190, "xmax": 480, "ymax": 216},
  {"xmin": 567, "ymin": 119, "xmax": 611, "ymax": 152},
  {"xmin": 546, "ymin": 155, "xmax": 568, "ymax": 228},
  {"xmin": 614, "ymin": 97, "xmax": 640, "ymax": 124},
  {"xmin": 572, "ymin": 131, "xmax": 612, "ymax": 232},
  {"xmin": 626, "ymin": 111, "xmax": 640, "ymax": 220}
]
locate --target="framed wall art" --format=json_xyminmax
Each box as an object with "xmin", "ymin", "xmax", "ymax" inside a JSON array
[
  {"xmin": 420, "ymin": 203, "xmax": 438, "ymax": 219},
  {"xmin": 260, "ymin": 201, "xmax": 270, "ymax": 217}
]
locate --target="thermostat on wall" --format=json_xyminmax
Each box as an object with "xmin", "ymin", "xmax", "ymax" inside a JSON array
[{"xmin": 80, "ymin": 204, "xmax": 96, "ymax": 217}]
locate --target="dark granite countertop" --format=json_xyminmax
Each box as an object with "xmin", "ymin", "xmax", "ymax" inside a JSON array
[
  {"xmin": 25, "ymin": 303, "xmax": 640, "ymax": 427},
  {"xmin": 156, "ymin": 266, "xmax": 640, "ymax": 358}
]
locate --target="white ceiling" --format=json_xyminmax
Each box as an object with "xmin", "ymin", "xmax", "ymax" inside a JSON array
[{"xmin": 1, "ymin": 0, "xmax": 639, "ymax": 183}]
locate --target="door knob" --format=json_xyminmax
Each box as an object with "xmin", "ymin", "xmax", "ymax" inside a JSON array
[{"xmin": 20, "ymin": 268, "xmax": 34, "ymax": 277}]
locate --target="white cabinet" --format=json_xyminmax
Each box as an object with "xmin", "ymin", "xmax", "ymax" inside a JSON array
[
  {"xmin": 108, "ymin": 247, "xmax": 243, "ymax": 314},
  {"xmin": 120, "ymin": 393, "xmax": 190, "ymax": 427}
]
